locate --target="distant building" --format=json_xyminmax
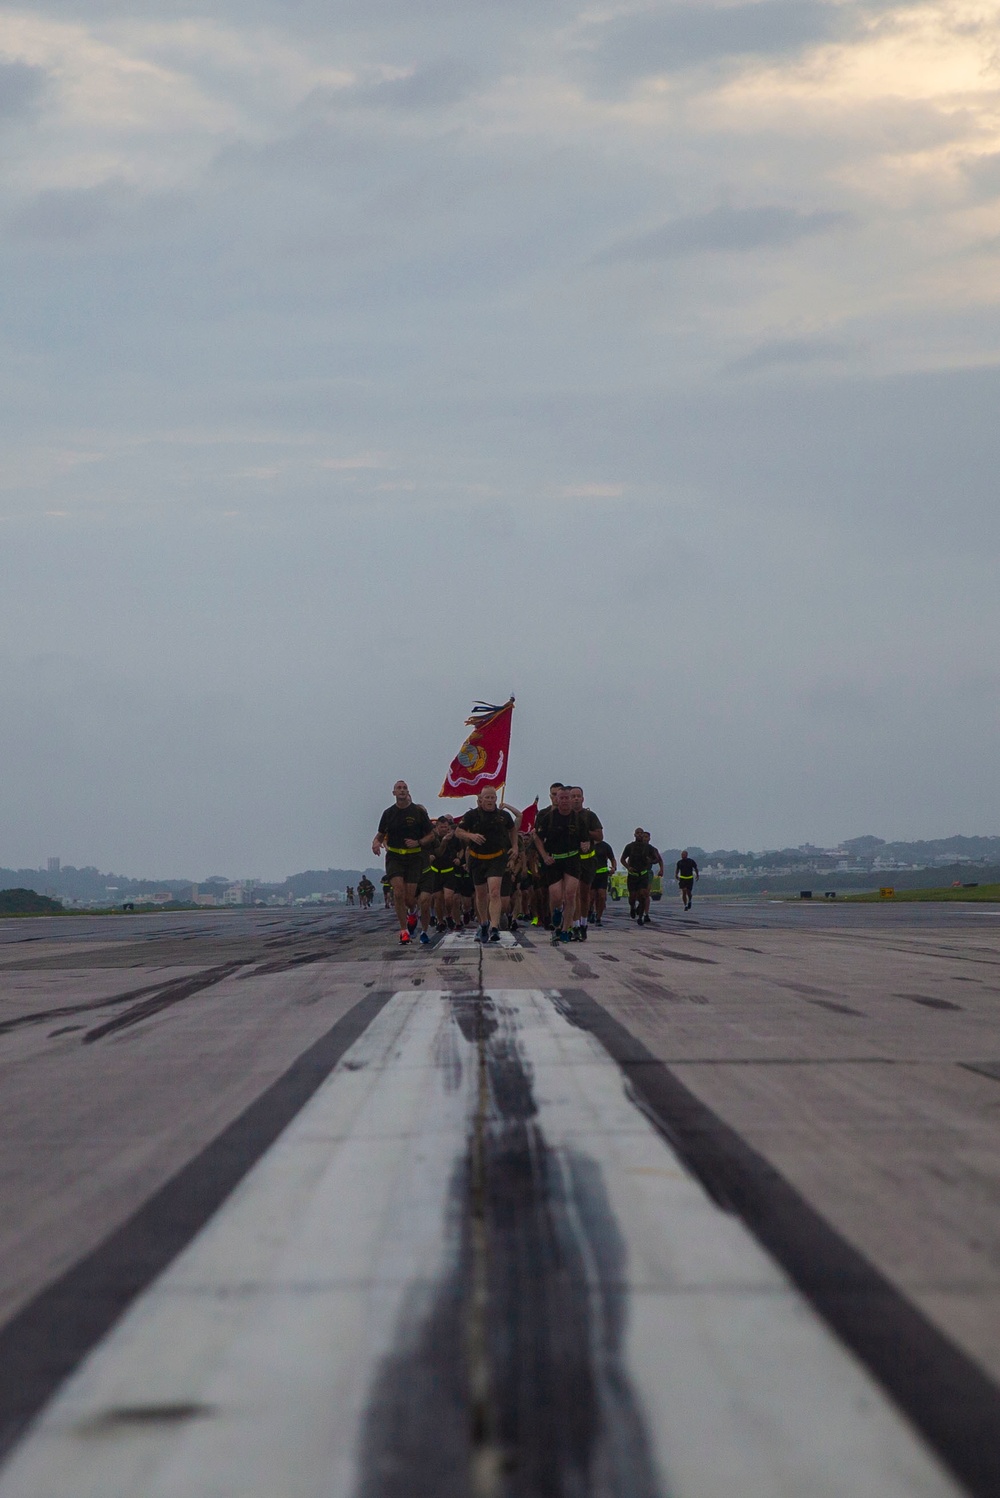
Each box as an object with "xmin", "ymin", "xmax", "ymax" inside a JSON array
[{"xmin": 47, "ymin": 857, "xmax": 60, "ymax": 874}]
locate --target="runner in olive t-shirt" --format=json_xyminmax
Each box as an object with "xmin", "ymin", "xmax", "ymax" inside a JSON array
[
  {"xmin": 570, "ymin": 785, "xmax": 603, "ymax": 941},
  {"xmin": 621, "ymin": 830, "xmax": 664, "ymax": 926},
  {"xmin": 590, "ymin": 840, "xmax": 616, "ymax": 925},
  {"xmin": 372, "ymin": 779, "xmax": 434, "ymax": 944},
  {"xmin": 675, "ymin": 850, "xmax": 699, "ymax": 911},
  {"xmin": 533, "ymin": 785, "xmax": 583, "ymax": 945},
  {"xmin": 457, "ymin": 787, "xmax": 517, "ymax": 942}
]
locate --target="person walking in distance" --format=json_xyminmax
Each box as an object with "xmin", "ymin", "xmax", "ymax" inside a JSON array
[
  {"xmin": 457, "ymin": 787, "xmax": 518, "ymax": 942},
  {"xmin": 372, "ymin": 780, "xmax": 434, "ymax": 945},
  {"xmin": 675, "ymin": 849, "xmax": 699, "ymax": 911}
]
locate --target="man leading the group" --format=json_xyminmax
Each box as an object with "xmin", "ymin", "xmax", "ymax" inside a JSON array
[
  {"xmin": 621, "ymin": 828, "xmax": 665, "ymax": 926},
  {"xmin": 457, "ymin": 787, "xmax": 518, "ymax": 942},
  {"xmin": 372, "ymin": 780, "xmax": 434, "ymax": 945},
  {"xmin": 675, "ymin": 849, "xmax": 700, "ymax": 911}
]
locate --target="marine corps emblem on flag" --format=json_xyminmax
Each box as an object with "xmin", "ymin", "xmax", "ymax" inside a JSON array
[
  {"xmin": 456, "ymin": 739, "xmax": 488, "ymax": 774},
  {"xmin": 440, "ymin": 698, "xmax": 514, "ymax": 797}
]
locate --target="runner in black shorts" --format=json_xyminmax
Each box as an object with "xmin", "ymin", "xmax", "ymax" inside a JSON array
[
  {"xmin": 372, "ymin": 779, "xmax": 434, "ymax": 945},
  {"xmin": 533, "ymin": 784, "xmax": 582, "ymax": 944},
  {"xmin": 590, "ymin": 839, "xmax": 616, "ymax": 925},
  {"xmin": 570, "ymin": 785, "xmax": 603, "ymax": 941},
  {"xmin": 432, "ymin": 817, "xmax": 462, "ymax": 930},
  {"xmin": 621, "ymin": 828, "xmax": 664, "ymax": 926},
  {"xmin": 675, "ymin": 849, "xmax": 699, "ymax": 911},
  {"xmin": 457, "ymin": 787, "xmax": 517, "ymax": 942}
]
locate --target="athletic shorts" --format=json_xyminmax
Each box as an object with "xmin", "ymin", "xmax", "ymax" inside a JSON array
[
  {"xmin": 519, "ymin": 875, "xmax": 534, "ymax": 891},
  {"xmin": 544, "ymin": 855, "xmax": 580, "ymax": 884},
  {"xmin": 417, "ymin": 865, "xmax": 436, "ymax": 897},
  {"xmin": 469, "ymin": 852, "xmax": 507, "ymax": 886},
  {"xmin": 678, "ymin": 875, "xmax": 694, "ymax": 886},
  {"xmin": 435, "ymin": 868, "xmax": 459, "ymax": 893},
  {"xmin": 577, "ymin": 852, "xmax": 597, "ymax": 885},
  {"xmin": 626, "ymin": 872, "xmax": 650, "ymax": 891},
  {"xmin": 501, "ymin": 872, "xmax": 514, "ymax": 898},
  {"xmin": 592, "ymin": 872, "xmax": 609, "ymax": 892},
  {"xmin": 385, "ymin": 852, "xmax": 424, "ymax": 885}
]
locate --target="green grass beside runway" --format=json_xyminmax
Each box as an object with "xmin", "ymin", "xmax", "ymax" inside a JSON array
[{"xmin": 844, "ymin": 884, "xmax": 1000, "ymax": 903}]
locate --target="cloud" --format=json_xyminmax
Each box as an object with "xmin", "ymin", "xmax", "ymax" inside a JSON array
[
  {"xmin": 0, "ymin": 58, "xmax": 48, "ymax": 117},
  {"xmin": 325, "ymin": 57, "xmax": 482, "ymax": 113},
  {"xmin": 7, "ymin": 180, "xmax": 138, "ymax": 241},
  {"xmin": 726, "ymin": 336, "xmax": 860, "ymax": 375},
  {"xmin": 580, "ymin": 1, "xmax": 846, "ymax": 86},
  {"xmin": 597, "ymin": 204, "xmax": 853, "ymax": 262}
]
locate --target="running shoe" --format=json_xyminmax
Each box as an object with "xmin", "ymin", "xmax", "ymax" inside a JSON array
[
  {"xmin": 578, "ymin": 925, "xmax": 588, "ymax": 941},
  {"xmin": 478, "ymin": 923, "xmax": 489, "ymax": 943},
  {"xmin": 406, "ymin": 913, "xmax": 418, "ymax": 934},
  {"xmin": 419, "ymin": 931, "xmax": 430, "ymax": 945},
  {"xmin": 488, "ymin": 927, "xmax": 500, "ymax": 943},
  {"xmin": 399, "ymin": 931, "xmax": 410, "ymax": 945},
  {"xmin": 559, "ymin": 930, "xmax": 573, "ymax": 943},
  {"xmin": 509, "ymin": 918, "xmax": 519, "ymax": 932}
]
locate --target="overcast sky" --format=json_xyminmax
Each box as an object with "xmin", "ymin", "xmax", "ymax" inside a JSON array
[{"xmin": 2, "ymin": 0, "xmax": 998, "ymax": 878}]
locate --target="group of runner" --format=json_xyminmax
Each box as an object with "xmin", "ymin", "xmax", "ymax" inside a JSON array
[{"xmin": 371, "ymin": 780, "xmax": 700, "ymax": 946}]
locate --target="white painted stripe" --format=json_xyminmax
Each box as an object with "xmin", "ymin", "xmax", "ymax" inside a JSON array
[
  {"xmin": 0, "ymin": 992, "xmax": 471, "ymax": 1498},
  {"xmin": 503, "ymin": 989, "xmax": 959, "ymax": 1498},
  {"xmin": 0, "ymin": 989, "xmax": 962, "ymax": 1498},
  {"xmin": 437, "ymin": 928, "xmax": 518, "ymax": 948}
]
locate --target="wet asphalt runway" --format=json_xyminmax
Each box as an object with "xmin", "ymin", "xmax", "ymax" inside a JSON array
[{"xmin": 0, "ymin": 899, "xmax": 998, "ymax": 1495}]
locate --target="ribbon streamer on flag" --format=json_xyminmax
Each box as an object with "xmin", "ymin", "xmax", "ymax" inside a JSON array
[{"xmin": 440, "ymin": 698, "xmax": 515, "ymax": 798}]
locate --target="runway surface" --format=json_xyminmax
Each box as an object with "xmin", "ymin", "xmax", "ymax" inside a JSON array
[{"xmin": 0, "ymin": 898, "xmax": 999, "ymax": 1495}]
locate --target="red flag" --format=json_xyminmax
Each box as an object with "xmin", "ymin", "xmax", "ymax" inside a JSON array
[
  {"xmin": 518, "ymin": 797, "xmax": 538, "ymax": 835},
  {"xmin": 440, "ymin": 698, "xmax": 514, "ymax": 798}
]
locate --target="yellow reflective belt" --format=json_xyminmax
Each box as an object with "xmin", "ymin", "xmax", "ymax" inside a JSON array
[
  {"xmin": 468, "ymin": 848, "xmax": 505, "ymax": 860},
  {"xmin": 387, "ymin": 845, "xmax": 422, "ymax": 855},
  {"xmin": 551, "ymin": 850, "xmax": 578, "ymax": 860}
]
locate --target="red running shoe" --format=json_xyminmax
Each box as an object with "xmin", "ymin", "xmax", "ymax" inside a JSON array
[
  {"xmin": 399, "ymin": 930, "xmax": 410, "ymax": 945},
  {"xmin": 406, "ymin": 913, "xmax": 418, "ymax": 934}
]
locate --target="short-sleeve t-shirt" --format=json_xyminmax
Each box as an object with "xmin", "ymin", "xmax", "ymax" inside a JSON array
[
  {"xmin": 578, "ymin": 808, "xmax": 602, "ymax": 849},
  {"xmin": 537, "ymin": 808, "xmax": 583, "ymax": 857},
  {"xmin": 378, "ymin": 803, "xmax": 432, "ymax": 851},
  {"xmin": 434, "ymin": 834, "xmax": 462, "ymax": 870},
  {"xmin": 594, "ymin": 840, "xmax": 615, "ymax": 871},
  {"xmin": 621, "ymin": 840, "xmax": 660, "ymax": 874},
  {"xmin": 675, "ymin": 857, "xmax": 698, "ymax": 878},
  {"xmin": 460, "ymin": 806, "xmax": 515, "ymax": 857}
]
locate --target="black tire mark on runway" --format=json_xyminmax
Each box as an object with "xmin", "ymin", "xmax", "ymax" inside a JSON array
[
  {"xmin": 895, "ymin": 992, "xmax": 963, "ymax": 1012},
  {"xmin": 0, "ymin": 967, "xmax": 241, "ymax": 1040},
  {"xmin": 82, "ymin": 962, "xmax": 248, "ymax": 1042},
  {"xmin": 0, "ymin": 987, "xmax": 395, "ymax": 1467},
  {"xmin": 358, "ymin": 990, "xmax": 659, "ymax": 1498},
  {"xmin": 806, "ymin": 998, "xmax": 866, "ymax": 1017},
  {"xmin": 554, "ymin": 986, "xmax": 1000, "ymax": 1498},
  {"xmin": 648, "ymin": 947, "xmax": 716, "ymax": 965}
]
